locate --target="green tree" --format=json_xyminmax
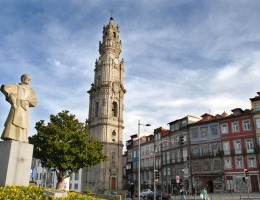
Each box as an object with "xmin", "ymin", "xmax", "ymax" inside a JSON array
[{"xmin": 28, "ymin": 110, "xmax": 107, "ymax": 190}]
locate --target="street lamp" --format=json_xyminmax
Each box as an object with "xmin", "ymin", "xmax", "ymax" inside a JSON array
[
  {"xmin": 154, "ymin": 140, "xmax": 173, "ymax": 200},
  {"xmin": 138, "ymin": 120, "xmax": 151, "ymax": 200}
]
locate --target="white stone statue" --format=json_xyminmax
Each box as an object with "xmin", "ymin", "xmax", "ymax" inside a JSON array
[{"xmin": 1, "ymin": 74, "xmax": 37, "ymax": 143}]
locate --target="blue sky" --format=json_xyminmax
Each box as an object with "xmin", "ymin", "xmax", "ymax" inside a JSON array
[{"xmin": 1, "ymin": 0, "xmax": 260, "ymax": 146}]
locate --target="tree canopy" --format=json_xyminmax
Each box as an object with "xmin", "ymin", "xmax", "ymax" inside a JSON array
[{"xmin": 28, "ymin": 110, "xmax": 107, "ymax": 190}]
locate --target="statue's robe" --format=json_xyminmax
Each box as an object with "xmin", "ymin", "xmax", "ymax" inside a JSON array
[{"xmin": 1, "ymin": 83, "xmax": 37, "ymax": 142}]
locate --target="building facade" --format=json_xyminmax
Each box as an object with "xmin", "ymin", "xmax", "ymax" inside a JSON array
[
  {"xmin": 220, "ymin": 108, "xmax": 259, "ymax": 192},
  {"xmin": 125, "ymin": 92, "xmax": 260, "ymax": 194},
  {"xmin": 83, "ymin": 17, "xmax": 126, "ymax": 192}
]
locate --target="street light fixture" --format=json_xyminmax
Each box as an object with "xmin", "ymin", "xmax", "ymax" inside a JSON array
[{"xmin": 138, "ymin": 120, "xmax": 151, "ymax": 200}]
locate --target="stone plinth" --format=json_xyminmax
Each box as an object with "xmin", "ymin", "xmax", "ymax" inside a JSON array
[
  {"xmin": 0, "ymin": 140, "xmax": 33, "ymax": 186},
  {"xmin": 43, "ymin": 190, "xmax": 68, "ymax": 198}
]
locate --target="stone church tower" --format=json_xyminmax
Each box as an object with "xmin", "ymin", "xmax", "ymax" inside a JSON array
[{"xmin": 84, "ymin": 17, "xmax": 126, "ymax": 192}]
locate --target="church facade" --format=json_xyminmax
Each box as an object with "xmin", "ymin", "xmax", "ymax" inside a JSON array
[{"xmin": 83, "ymin": 17, "xmax": 126, "ymax": 192}]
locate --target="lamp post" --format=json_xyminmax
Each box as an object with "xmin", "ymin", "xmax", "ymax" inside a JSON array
[
  {"xmin": 154, "ymin": 140, "xmax": 173, "ymax": 200},
  {"xmin": 138, "ymin": 120, "xmax": 151, "ymax": 200}
]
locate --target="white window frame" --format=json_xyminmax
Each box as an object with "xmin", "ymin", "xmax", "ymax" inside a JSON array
[
  {"xmin": 232, "ymin": 122, "xmax": 239, "ymax": 132},
  {"xmin": 234, "ymin": 140, "xmax": 242, "ymax": 154},
  {"xmin": 246, "ymin": 139, "xmax": 254, "ymax": 153},
  {"xmin": 223, "ymin": 142, "xmax": 230, "ymax": 155},
  {"xmin": 255, "ymin": 102, "xmax": 260, "ymax": 111},
  {"xmin": 224, "ymin": 158, "xmax": 232, "ymax": 169},
  {"xmin": 248, "ymin": 156, "xmax": 256, "ymax": 168},
  {"xmin": 235, "ymin": 157, "xmax": 243, "ymax": 169},
  {"xmin": 221, "ymin": 123, "xmax": 228, "ymax": 134},
  {"xmin": 243, "ymin": 120, "xmax": 251, "ymax": 131}
]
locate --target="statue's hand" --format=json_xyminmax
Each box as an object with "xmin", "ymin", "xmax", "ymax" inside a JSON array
[
  {"xmin": 9, "ymin": 94, "xmax": 17, "ymax": 108},
  {"xmin": 21, "ymin": 100, "xmax": 29, "ymax": 111}
]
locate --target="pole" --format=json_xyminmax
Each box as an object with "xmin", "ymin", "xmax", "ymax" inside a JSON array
[
  {"xmin": 138, "ymin": 120, "xmax": 141, "ymax": 200},
  {"xmin": 247, "ymin": 175, "xmax": 250, "ymax": 199},
  {"xmin": 154, "ymin": 150, "xmax": 156, "ymax": 200}
]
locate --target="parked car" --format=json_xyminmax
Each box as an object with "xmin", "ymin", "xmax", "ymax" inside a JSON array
[
  {"xmin": 146, "ymin": 190, "xmax": 171, "ymax": 200},
  {"xmin": 140, "ymin": 189, "xmax": 153, "ymax": 198}
]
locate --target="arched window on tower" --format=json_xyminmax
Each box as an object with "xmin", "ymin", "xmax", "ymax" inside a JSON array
[
  {"xmin": 112, "ymin": 130, "xmax": 116, "ymax": 142},
  {"xmin": 95, "ymin": 101, "xmax": 99, "ymax": 117},
  {"xmin": 113, "ymin": 32, "xmax": 116, "ymax": 38},
  {"xmin": 112, "ymin": 130, "xmax": 116, "ymax": 136},
  {"xmin": 112, "ymin": 101, "xmax": 118, "ymax": 117}
]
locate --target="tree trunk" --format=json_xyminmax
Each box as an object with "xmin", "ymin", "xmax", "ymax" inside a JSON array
[{"xmin": 56, "ymin": 179, "xmax": 64, "ymax": 190}]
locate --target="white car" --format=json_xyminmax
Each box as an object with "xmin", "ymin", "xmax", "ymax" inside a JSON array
[{"xmin": 140, "ymin": 189, "xmax": 153, "ymax": 198}]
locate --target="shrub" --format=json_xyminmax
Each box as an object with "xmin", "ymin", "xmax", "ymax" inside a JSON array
[{"xmin": 0, "ymin": 185, "xmax": 100, "ymax": 200}]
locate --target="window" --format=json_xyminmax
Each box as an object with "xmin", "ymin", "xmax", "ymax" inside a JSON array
[
  {"xmin": 224, "ymin": 158, "xmax": 232, "ymax": 169},
  {"xmin": 193, "ymin": 161, "xmax": 200, "ymax": 172},
  {"xmin": 243, "ymin": 120, "xmax": 251, "ymax": 131},
  {"xmin": 234, "ymin": 140, "xmax": 242, "ymax": 154},
  {"xmin": 192, "ymin": 145, "xmax": 199, "ymax": 157},
  {"xmin": 246, "ymin": 139, "xmax": 254, "ymax": 153},
  {"xmin": 248, "ymin": 156, "xmax": 256, "ymax": 168},
  {"xmin": 167, "ymin": 167, "xmax": 171, "ymax": 175},
  {"xmin": 200, "ymin": 126, "xmax": 208, "ymax": 137},
  {"xmin": 212, "ymin": 143, "xmax": 219, "ymax": 156},
  {"xmin": 171, "ymin": 150, "xmax": 176, "ymax": 163},
  {"xmin": 170, "ymin": 124, "xmax": 174, "ymax": 131},
  {"xmin": 223, "ymin": 142, "xmax": 230, "ymax": 155},
  {"xmin": 74, "ymin": 183, "xmax": 78, "ymax": 190},
  {"xmin": 202, "ymin": 144, "xmax": 209, "ymax": 156},
  {"xmin": 232, "ymin": 122, "xmax": 239, "ymax": 132},
  {"xmin": 255, "ymin": 102, "xmax": 260, "ymax": 111},
  {"xmin": 210, "ymin": 124, "xmax": 218, "ymax": 136},
  {"xmin": 145, "ymin": 158, "xmax": 149, "ymax": 167},
  {"xmin": 221, "ymin": 124, "xmax": 228, "ymax": 134},
  {"xmin": 191, "ymin": 128, "xmax": 198, "ymax": 138},
  {"xmin": 75, "ymin": 172, "xmax": 79, "ymax": 180},
  {"xmin": 183, "ymin": 148, "xmax": 188, "ymax": 161},
  {"xmin": 95, "ymin": 102, "xmax": 99, "ymax": 117},
  {"xmin": 203, "ymin": 160, "xmax": 210, "ymax": 171},
  {"xmin": 166, "ymin": 152, "xmax": 170, "ymax": 164},
  {"xmin": 145, "ymin": 146, "xmax": 149, "ymax": 155},
  {"xmin": 128, "ymin": 152, "xmax": 132, "ymax": 159},
  {"xmin": 213, "ymin": 159, "xmax": 220, "ymax": 170},
  {"xmin": 112, "ymin": 101, "xmax": 118, "ymax": 117},
  {"xmin": 162, "ymin": 152, "xmax": 167, "ymax": 165},
  {"xmin": 112, "ymin": 130, "xmax": 116, "ymax": 136},
  {"xmin": 256, "ymin": 118, "xmax": 260, "ymax": 129},
  {"xmin": 236, "ymin": 157, "xmax": 243, "ymax": 168},
  {"xmin": 150, "ymin": 144, "xmax": 154, "ymax": 154}
]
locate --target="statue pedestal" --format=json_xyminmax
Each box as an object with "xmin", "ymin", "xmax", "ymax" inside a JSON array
[{"xmin": 0, "ymin": 140, "xmax": 33, "ymax": 186}]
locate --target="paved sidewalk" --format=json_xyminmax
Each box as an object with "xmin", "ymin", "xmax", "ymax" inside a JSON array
[
  {"xmin": 170, "ymin": 193, "xmax": 260, "ymax": 200},
  {"xmin": 123, "ymin": 193, "xmax": 260, "ymax": 200}
]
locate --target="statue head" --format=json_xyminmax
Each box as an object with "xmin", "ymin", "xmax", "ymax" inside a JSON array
[{"xmin": 21, "ymin": 74, "xmax": 31, "ymax": 85}]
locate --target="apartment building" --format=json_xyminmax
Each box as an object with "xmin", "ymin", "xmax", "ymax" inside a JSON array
[
  {"xmin": 219, "ymin": 108, "xmax": 259, "ymax": 192},
  {"xmin": 162, "ymin": 115, "xmax": 200, "ymax": 194}
]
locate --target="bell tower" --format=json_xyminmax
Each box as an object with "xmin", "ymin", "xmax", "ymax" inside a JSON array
[{"xmin": 84, "ymin": 17, "xmax": 126, "ymax": 192}]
